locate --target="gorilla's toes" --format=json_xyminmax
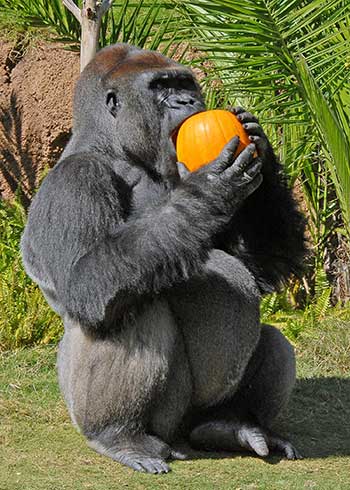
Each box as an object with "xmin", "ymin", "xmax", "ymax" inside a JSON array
[
  {"xmin": 125, "ymin": 456, "xmax": 170, "ymax": 474},
  {"xmin": 237, "ymin": 424, "xmax": 302, "ymax": 460},
  {"xmin": 238, "ymin": 426, "xmax": 269, "ymax": 457},
  {"xmin": 270, "ymin": 436, "xmax": 303, "ymax": 460},
  {"xmin": 170, "ymin": 448, "xmax": 188, "ymax": 460},
  {"xmin": 141, "ymin": 457, "xmax": 170, "ymax": 474}
]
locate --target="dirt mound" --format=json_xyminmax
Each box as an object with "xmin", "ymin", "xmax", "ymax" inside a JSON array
[{"xmin": 0, "ymin": 41, "xmax": 79, "ymax": 205}]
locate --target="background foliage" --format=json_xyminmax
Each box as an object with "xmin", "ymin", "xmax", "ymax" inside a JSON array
[{"xmin": 0, "ymin": 197, "xmax": 62, "ymax": 350}]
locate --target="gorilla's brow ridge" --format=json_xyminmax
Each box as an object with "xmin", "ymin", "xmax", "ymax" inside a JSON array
[{"xmin": 95, "ymin": 46, "xmax": 175, "ymax": 82}]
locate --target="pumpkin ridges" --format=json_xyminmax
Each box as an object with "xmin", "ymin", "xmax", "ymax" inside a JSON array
[
  {"xmin": 176, "ymin": 109, "xmax": 250, "ymax": 172},
  {"xmin": 199, "ymin": 118, "xmax": 208, "ymax": 171},
  {"xmin": 217, "ymin": 110, "xmax": 248, "ymax": 154},
  {"xmin": 203, "ymin": 115, "xmax": 215, "ymax": 170},
  {"xmin": 215, "ymin": 110, "xmax": 231, "ymax": 154}
]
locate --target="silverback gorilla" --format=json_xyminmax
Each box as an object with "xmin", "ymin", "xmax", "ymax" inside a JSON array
[{"xmin": 21, "ymin": 44, "xmax": 306, "ymax": 473}]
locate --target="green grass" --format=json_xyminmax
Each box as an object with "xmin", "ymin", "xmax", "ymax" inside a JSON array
[
  {"xmin": 1, "ymin": 317, "xmax": 350, "ymax": 490},
  {"xmin": 0, "ymin": 197, "xmax": 62, "ymax": 351}
]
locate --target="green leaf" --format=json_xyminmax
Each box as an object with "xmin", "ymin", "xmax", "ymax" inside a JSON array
[{"xmin": 296, "ymin": 56, "xmax": 350, "ymax": 232}]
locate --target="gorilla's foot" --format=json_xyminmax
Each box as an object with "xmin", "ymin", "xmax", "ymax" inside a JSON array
[
  {"xmin": 118, "ymin": 453, "xmax": 170, "ymax": 473},
  {"xmin": 190, "ymin": 421, "xmax": 302, "ymax": 460},
  {"xmin": 88, "ymin": 433, "xmax": 186, "ymax": 473},
  {"xmin": 236, "ymin": 424, "xmax": 302, "ymax": 460}
]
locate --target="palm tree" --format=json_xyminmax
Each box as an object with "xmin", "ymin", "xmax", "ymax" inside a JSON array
[{"xmin": 178, "ymin": 0, "xmax": 350, "ymax": 301}]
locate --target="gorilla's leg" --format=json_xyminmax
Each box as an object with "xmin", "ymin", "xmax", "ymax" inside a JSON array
[
  {"xmin": 233, "ymin": 324, "xmax": 296, "ymax": 427},
  {"xmin": 189, "ymin": 325, "xmax": 302, "ymax": 459},
  {"xmin": 189, "ymin": 419, "xmax": 302, "ymax": 460},
  {"xmin": 167, "ymin": 249, "xmax": 261, "ymax": 409},
  {"xmin": 57, "ymin": 299, "xmax": 191, "ymax": 473}
]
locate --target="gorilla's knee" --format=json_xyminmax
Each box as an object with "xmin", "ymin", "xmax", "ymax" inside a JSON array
[
  {"xmin": 260, "ymin": 324, "xmax": 296, "ymax": 387},
  {"xmin": 233, "ymin": 324, "xmax": 296, "ymax": 427}
]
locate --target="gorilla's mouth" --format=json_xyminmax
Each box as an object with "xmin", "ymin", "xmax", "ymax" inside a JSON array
[
  {"xmin": 170, "ymin": 112, "xmax": 198, "ymax": 150},
  {"xmin": 171, "ymin": 128, "xmax": 179, "ymax": 149},
  {"xmin": 170, "ymin": 109, "xmax": 205, "ymax": 157}
]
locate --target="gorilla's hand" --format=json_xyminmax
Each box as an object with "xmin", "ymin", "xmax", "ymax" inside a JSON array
[
  {"xmin": 230, "ymin": 106, "xmax": 270, "ymax": 158},
  {"xmin": 178, "ymin": 137, "xmax": 263, "ymax": 223}
]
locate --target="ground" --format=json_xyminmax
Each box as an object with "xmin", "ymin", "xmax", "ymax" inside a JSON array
[{"xmin": 1, "ymin": 318, "xmax": 350, "ymax": 490}]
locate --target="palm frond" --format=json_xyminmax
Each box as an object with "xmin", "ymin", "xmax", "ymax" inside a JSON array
[
  {"xmin": 0, "ymin": 0, "xmax": 190, "ymax": 54},
  {"xmin": 297, "ymin": 57, "xmax": 350, "ymax": 230},
  {"xmin": 181, "ymin": 0, "xmax": 350, "ymax": 110},
  {"xmin": 0, "ymin": 0, "xmax": 81, "ymax": 45}
]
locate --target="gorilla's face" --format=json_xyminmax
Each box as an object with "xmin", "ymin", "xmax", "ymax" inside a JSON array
[
  {"xmin": 74, "ymin": 45, "xmax": 205, "ymax": 175},
  {"xmin": 105, "ymin": 68, "xmax": 205, "ymax": 167},
  {"xmin": 148, "ymin": 69, "xmax": 205, "ymax": 138}
]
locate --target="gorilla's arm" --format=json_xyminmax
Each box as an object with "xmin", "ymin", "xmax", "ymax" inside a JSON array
[
  {"xmin": 22, "ymin": 143, "xmax": 261, "ymax": 330},
  {"xmin": 216, "ymin": 109, "xmax": 306, "ymax": 293}
]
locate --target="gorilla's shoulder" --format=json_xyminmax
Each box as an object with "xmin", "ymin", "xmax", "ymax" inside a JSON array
[
  {"xmin": 45, "ymin": 153, "xmax": 115, "ymax": 187},
  {"xmin": 35, "ymin": 153, "xmax": 131, "ymax": 209}
]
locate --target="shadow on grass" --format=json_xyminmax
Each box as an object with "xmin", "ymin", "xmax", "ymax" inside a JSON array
[
  {"xmin": 172, "ymin": 377, "xmax": 350, "ymax": 464},
  {"xmin": 285, "ymin": 377, "xmax": 350, "ymax": 459}
]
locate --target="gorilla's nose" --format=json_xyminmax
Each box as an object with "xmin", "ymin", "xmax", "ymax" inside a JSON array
[
  {"xmin": 176, "ymin": 95, "xmax": 196, "ymax": 106},
  {"xmin": 167, "ymin": 94, "xmax": 198, "ymax": 109}
]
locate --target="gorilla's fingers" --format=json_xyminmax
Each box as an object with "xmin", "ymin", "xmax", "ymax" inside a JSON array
[
  {"xmin": 157, "ymin": 460, "xmax": 171, "ymax": 473},
  {"xmin": 247, "ymin": 173, "xmax": 263, "ymax": 193},
  {"xmin": 244, "ymin": 159, "xmax": 262, "ymax": 180},
  {"xmin": 218, "ymin": 135, "xmax": 241, "ymax": 163},
  {"xmin": 140, "ymin": 461, "xmax": 158, "ymax": 473},
  {"xmin": 208, "ymin": 136, "xmax": 240, "ymax": 173},
  {"xmin": 237, "ymin": 112, "xmax": 259, "ymax": 124},
  {"xmin": 243, "ymin": 122, "xmax": 265, "ymax": 136},
  {"xmin": 248, "ymin": 135, "xmax": 269, "ymax": 157},
  {"xmin": 146, "ymin": 459, "xmax": 170, "ymax": 474},
  {"xmin": 224, "ymin": 143, "xmax": 256, "ymax": 179},
  {"xmin": 229, "ymin": 105, "xmax": 246, "ymax": 115}
]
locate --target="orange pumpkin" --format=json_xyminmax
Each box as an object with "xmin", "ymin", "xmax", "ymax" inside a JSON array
[{"xmin": 176, "ymin": 109, "xmax": 251, "ymax": 172}]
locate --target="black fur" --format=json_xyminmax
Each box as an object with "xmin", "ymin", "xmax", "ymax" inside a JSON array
[
  {"xmin": 218, "ymin": 143, "xmax": 306, "ymax": 293},
  {"xmin": 21, "ymin": 44, "xmax": 305, "ymax": 473}
]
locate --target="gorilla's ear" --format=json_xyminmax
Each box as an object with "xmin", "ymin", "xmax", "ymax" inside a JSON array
[{"xmin": 106, "ymin": 90, "xmax": 120, "ymax": 118}]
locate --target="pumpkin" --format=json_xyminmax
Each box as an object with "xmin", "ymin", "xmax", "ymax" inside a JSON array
[{"xmin": 176, "ymin": 109, "xmax": 251, "ymax": 172}]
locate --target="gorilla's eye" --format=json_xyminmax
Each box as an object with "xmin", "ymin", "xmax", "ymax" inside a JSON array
[
  {"xmin": 178, "ymin": 77, "xmax": 197, "ymax": 91},
  {"xmin": 106, "ymin": 90, "xmax": 120, "ymax": 118},
  {"xmin": 150, "ymin": 74, "xmax": 197, "ymax": 93}
]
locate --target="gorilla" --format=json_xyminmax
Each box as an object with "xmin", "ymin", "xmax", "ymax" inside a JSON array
[{"xmin": 21, "ymin": 43, "xmax": 306, "ymax": 473}]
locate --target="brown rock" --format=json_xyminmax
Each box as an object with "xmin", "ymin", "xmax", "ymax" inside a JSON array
[{"xmin": 0, "ymin": 41, "xmax": 79, "ymax": 205}]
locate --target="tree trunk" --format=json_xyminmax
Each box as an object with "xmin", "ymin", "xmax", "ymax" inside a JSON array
[
  {"xmin": 80, "ymin": 0, "xmax": 103, "ymax": 71},
  {"xmin": 62, "ymin": 0, "xmax": 113, "ymax": 72}
]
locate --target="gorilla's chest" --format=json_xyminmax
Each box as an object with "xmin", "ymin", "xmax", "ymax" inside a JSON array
[
  {"xmin": 125, "ymin": 172, "xmax": 173, "ymax": 217},
  {"xmin": 131, "ymin": 176, "xmax": 169, "ymax": 217},
  {"xmin": 111, "ymin": 160, "xmax": 176, "ymax": 218}
]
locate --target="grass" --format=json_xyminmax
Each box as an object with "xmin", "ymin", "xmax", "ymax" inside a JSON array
[
  {"xmin": 1, "ymin": 317, "xmax": 350, "ymax": 490},
  {"xmin": 0, "ymin": 197, "xmax": 62, "ymax": 351}
]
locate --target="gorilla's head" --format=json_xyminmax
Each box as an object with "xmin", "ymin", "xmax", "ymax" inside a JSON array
[{"xmin": 72, "ymin": 44, "xmax": 205, "ymax": 175}]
